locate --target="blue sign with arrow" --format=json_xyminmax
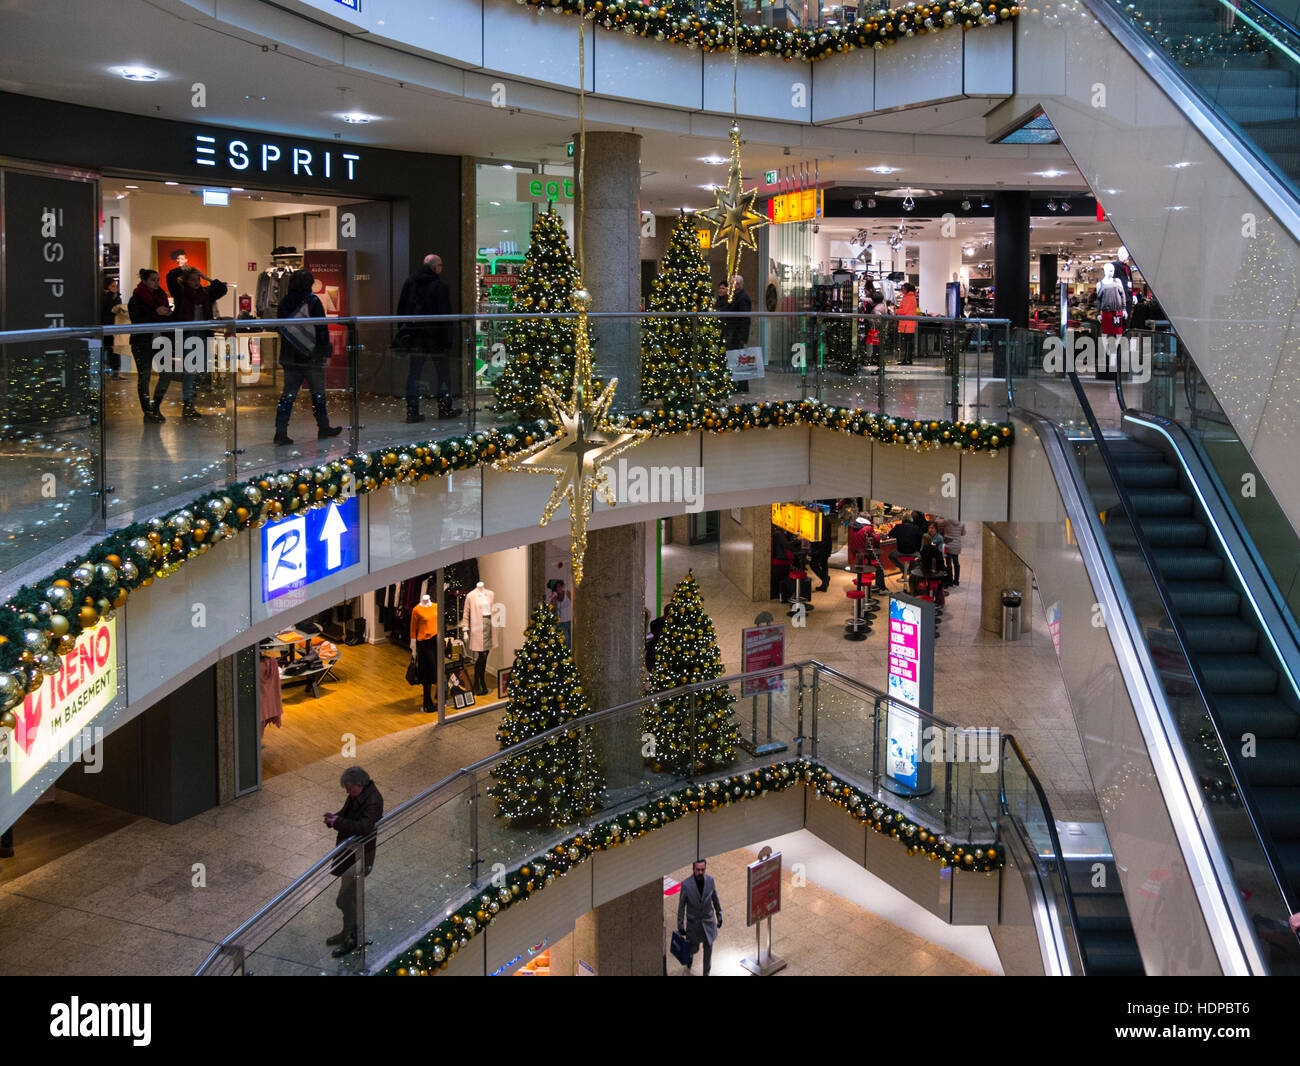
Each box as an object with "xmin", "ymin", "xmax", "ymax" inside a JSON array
[{"xmin": 261, "ymin": 496, "xmax": 361, "ymax": 603}]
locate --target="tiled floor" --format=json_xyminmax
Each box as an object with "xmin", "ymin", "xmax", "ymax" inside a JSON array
[{"xmin": 0, "ymin": 514, "xmax": 1098, "ymax": 976}]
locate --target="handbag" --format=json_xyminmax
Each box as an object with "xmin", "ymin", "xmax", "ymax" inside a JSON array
[
  {"xmin": 405, "ymin": 660, "xmax": 420, "ymax": 686},
  {"xmin": 669, "ymin": 930, "xmax": 694, "ymax": 967}
]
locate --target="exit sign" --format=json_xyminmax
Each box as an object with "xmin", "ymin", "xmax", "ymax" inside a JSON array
[
  {"xmin": 765, "ymin": 170, "xmax": 778, "ymax": 185},
  {"xmin": 566, "ymin": 142, "xmax": 575, "ymax": 158}
]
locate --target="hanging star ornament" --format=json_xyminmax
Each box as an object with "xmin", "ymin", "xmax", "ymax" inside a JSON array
[
  {"xmin": 700, "ymin": 123, "xmax": 768, "ymax": 294},
  {"xmin": 493, "ymin": 290, "xmax": 649, "ymax": 586}
]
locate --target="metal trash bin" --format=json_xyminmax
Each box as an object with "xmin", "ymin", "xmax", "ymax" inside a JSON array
[{"xmin": 1001, "ymin": 589, "xmax": 1022, "ymax": 641}]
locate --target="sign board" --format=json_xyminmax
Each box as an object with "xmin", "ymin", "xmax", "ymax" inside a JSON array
[
  {"xmin": 765, "ymin": 169, "xmax": 779, "ymax": 185},
  {"xmin": 697, "ymin": 228, "xmax": 712, "ymax": 250},
  {"xmin": 770, "ymin": 502, "xmax": 821, "ymax": 542},
  {"xmin": 746, "ymin": 851, "xmax": 782, "ymax": 926},
  {"xmin": 767, "ymin": 188, "xmax": 823, "ymax": 224},
  {"xmin": 885, "ymin": 593, "xmax": 934, "ymax": 796},
  {"xmin": 566, "ymin": 141, "xmax": 575, "ymax": 158},
  {"xmin": 193, "ymin": 131, "xmax": 361, "ymax": 183},
  {"xmin": 6, "ymin": 619, "xmax": 118, "ymax": 793},
  {"xmin": 741, "ymin": 624, "xmax": 785, "ymax": 696},
  {"xmin": 726, "ymin": 345, "xmax": 764, "ymax": 380},
  {"xmin": 517, "ymin": 173, "xmax": 575, "ymax": 204},
  {"xmin": 261, "ymin": 496, "xmax": 361, "ymax": 602},
  {"xmin": 1047, "ymin": 601, "xmax": 1062, "ymax": 656},
  {"xmin": 886, "ymin": 701, "xmax": 930, "ymax": 794}
]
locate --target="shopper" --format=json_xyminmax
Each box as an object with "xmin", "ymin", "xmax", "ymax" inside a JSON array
[
  {"xmin": 921, "ymin": 521, "xmax": 945, "ymax": 578},
  {"xmin": 273, "ymin": 269, "xmax": 343, "ymax": 445},
  {"xmin": 714, "ymin": 281, "xmax": 729, "ymax": 311},
  {"xmin": 810, "ymin": 508, "xmax": 833, "ymax": 592},
  {"xmin": 888, "ymin": 511, "xmax": 924, "ymax": 575},
  {"xmin": 548, "ymin": 579, "xmax": 573, "ymax": 648},
  {"xmin": 645, "ymin": 615, "xmax": 665, "ymax": 672},
  {"xmin": 171, "ymin": 267, "xmax": 229, "ymax": 419},
  {"xmin": 771, "ymin": 525, "xmax": 795, "ymax": 601},
  {"xmin": 939, "ymin": 515, "xmax": 966, "ymax": 587},
  {"xmin": 100, "ymin": 278, "xmax": 125, "ymax": 378},
  {"xmin": 324, "ymin": 766, "xmax": 384, "ymax": 958},
  {"xmin": 396, "ymin": 253, "xmax": 455, "ymax": 423},
  {"xmin": 127, "ymin": 268, "xmax": 173, "ymax": 424},
  {"xmin": 677, "ymin": 857, "xmax": 723, "ymax": 976},
  {"xmin": 723, "ymin": 275, "xmax": 752, "ymax": 350},
  {"xmin": 896, "ymin": 283, "xmax": 918, "ymax": 365},
  {"xmin": 164, "ymin": 249, "xmax": 190, "ymax": 301}
]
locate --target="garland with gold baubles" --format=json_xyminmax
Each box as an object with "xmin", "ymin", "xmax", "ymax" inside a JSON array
[
  {"xmin": 0, "ymin": 403, "xmax": 1012, "ymax": 719},
  {"xmin": 519, "ymin": 0, "xmax": 1018, "ymax": 60},
  {"xmin": 384, "ymin": 757, "xmax": 1002, "ymax": 975}
]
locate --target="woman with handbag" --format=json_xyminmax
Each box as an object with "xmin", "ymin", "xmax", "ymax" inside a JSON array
[{"xmin": 273, "ymin": 270, "xmax": 344, "ymax": 445}]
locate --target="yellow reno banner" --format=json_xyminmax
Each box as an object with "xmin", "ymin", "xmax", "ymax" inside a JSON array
[{"xmin": 7, "ymin": 619, "xmax": 118, "ymax": 793}]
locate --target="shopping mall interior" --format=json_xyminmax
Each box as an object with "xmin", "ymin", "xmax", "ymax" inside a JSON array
[{"xmin": 0, "ymin": 0, "xmax": 1298, "ymax": 1001}]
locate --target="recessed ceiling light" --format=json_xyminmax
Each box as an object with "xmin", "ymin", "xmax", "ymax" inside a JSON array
[
  {"xmin": 489, "ymin": 201, "xmax": 502, "ymax": 206},
  {"xmin": 866, "ymin": 165, "xmax": 900, "ymax": 174},
  {"xmin": 1169, "ymin": 161, "xmax": 1194, "ymax": 169},
  {"xmin": 245, "ymin": 95, "xmax": 266, "ymax": 102},
  {"xmin": 1035, "ymin": 169, "xmax": 1066, "ymax": 178},
  {"xmin": 1167, "ymin": 205, "xmax": 1188, "ymax": 211},
  {"xmin": 114, "ymin": 193, "xmax": 126, "ymax": 200},
  {"xmin": 500, "ymin": 164, "xmax": 514, "ymax": 170},
  {"xmin": 164, "ymin": 181, "xmax": 179, "ymax": 186},
  {"xmin": 124, "ymin": 184, "xmax": 139, "ymax": 189},
  {"xmin": 700, "ymin": 155, "xmax": 728, "ymax": 166},
  {"xmin": 341, "ymin": 112, "xmax": 374, "ymax": 125},
  {"xmin": 118, "ymin": 66, "xmax": 159, "ymax": 81}
]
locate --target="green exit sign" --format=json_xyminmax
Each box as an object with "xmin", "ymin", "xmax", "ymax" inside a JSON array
[
  {"xmin": 765, "ymin": 170, "xmax": 778, "ymax": 185},
  {"xmin": 566, "ymin": 142, "xmax": 575, "ymax": 158}
]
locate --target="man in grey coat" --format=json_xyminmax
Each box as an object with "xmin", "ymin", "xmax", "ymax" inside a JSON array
[{"xmin": 677, "ymin": 858, "xmax": 723, "ymax": 975}]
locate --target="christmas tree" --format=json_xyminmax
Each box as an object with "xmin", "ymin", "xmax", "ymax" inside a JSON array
[
  {"xmin": 490, "ymin": 603, "xmax": 605, "ymax": 827},
  {"xmin": 643, "ymin": 571, "xmax": 739, "ymax": 774},
  {"xmin": 640, "ymin": 215, "xmax": 733, "ymax": 406},
  {"xmin": 494, "ymin": 209, "xmax": 582, "ymax": 420}
]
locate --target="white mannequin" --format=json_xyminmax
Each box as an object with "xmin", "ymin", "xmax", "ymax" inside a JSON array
[
  {"xmin": 1097, "ymin": 262, "xmax": 1126, "ymax": 368},
  {"xmin": 461, "ymin": 583, "xmax": 496, "ymax": 652}
]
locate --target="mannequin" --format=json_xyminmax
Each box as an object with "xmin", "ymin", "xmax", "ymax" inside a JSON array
[
  {"xmin": 410, "ymin": 593, "xmax": 439, "ymax": 713},
  {"xmin": 461, "ymin": 582, "xmax": 495, "ymax": 696},
  {"xmin": 1096, "ymin": 262, "xmax": 1127, "ymax": 376}
]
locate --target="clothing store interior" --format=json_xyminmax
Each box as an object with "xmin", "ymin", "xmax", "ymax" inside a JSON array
[{"xmin": 252, "ymin": 541, "xmax": 566, "ymax": 781}]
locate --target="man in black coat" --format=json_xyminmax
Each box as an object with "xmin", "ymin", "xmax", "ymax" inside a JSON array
[
  {"xmin": 396, "ymin": 253, "xmax": 455, "ymax": 423},
  {"xmin": 888, "ymin": 512, "xmax": 924, "ymax": 576},
  {"xmin": 324, "ymin": 766, "xmax": 384, "ymax": 957},
  {"xmin": 724, "ymin": 275, "xmax": 753, "ymax": 394},
  {"xmin": 274, "ymin": 269, "xmax": 343, "ymax": 445}
]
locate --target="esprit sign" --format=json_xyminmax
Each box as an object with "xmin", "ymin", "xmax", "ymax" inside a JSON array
[
  {"xmin": 6, "ymin": 619, "xmax": 118, "ymax": 793},
  {"xmin": 194, "ymin": 133, "xmax": 360, "ymax": 181},
  {"xmin": 516, "ymin": 173, "xmax": 575, "ymax": 204}
]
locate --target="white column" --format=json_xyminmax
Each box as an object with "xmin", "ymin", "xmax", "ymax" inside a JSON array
[{"xmin": 916, "ymin": 239, "xmax": 964, "ymax": 315}]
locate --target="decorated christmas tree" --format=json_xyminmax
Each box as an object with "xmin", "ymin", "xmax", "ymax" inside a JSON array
[
  {"xmin": 643, "ymin": 571, "xmax": 739, "ymax": 774},
  {"xmin": 640, "ymin": 216, "xmax": 734, "ymax": 406},
  {"xmin": 490, "ymin": 603, "xmax": 605, "ymax": 827},
  {"xmin": 493, "ymin": 210, "xmax": 582, "ymax": 420}
]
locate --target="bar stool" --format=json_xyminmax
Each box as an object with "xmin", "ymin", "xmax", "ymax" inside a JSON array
[
  {"xmin": 893, "ymin": 555, "xmax": 917, "ymax": 590},
  {"xmin": 844, "ymin": 587, "xmax": 870, "ymax": 640},
  {"xmin": 787, "ymin": 569, "xmax": 814, "ymax": 616},
  {"xmin": 914, "ymin": 568, "xmax": 946, "ymax": 638}
]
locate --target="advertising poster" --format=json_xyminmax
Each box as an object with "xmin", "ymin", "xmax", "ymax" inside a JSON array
[
  {"xmin": 742, "ymin": 624, "xmax": 785, "ymax": 696},
  {"xmin": 6, "ymin": 619, "xmax": 118, "ymax": 793},
  {"xmin": 726, "ymin": 346, "xmax": 765, "ymax": 380},
  {"xmin": 887, "ymin": 597, "xmax": 923, "ymax": 707},
  {"xmin": 303, "ymin": 249, "xmax": 349, "ymax": 387},
  {"xmin": 1047, "ymin": 601, "xmax": 1062, "ymax": 656},
  {"xmin": 746, "ymin": 852, "xmax": 782, "ymax": 926},
  {"xmin": 886, "ymin": 702, "xmax": 924, "ymax": 791}
]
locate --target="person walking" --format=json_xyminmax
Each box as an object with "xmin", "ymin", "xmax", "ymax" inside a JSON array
[
  {"xmin": 273, "ymin": 269, "xmax": 343, "ymax": 444},
  {"xmin": 324, "ymin": 766, "xmax": 384, "ymax": 958},
  {"xmin": 100, "ymin": 278, "xmax": 126, "ymax": 378},
  {"xmin": 896, "ymin": 283, "xmax": 918, "ymax": 365},
  {"xmin": 810, "ymin": 506, "xmax": 833, "ymax": 592},
  {"xmin": 677, "ymin": 858, "xmax": 723, "ymax": 975},
  {"xmin": 548, "ymin": 579, "xmax": 572, "ymax": 648},
  {"xmin": 171, "ymin": 267, "xmax": 228, "ymax": 419},
  {"xmin": 396, "ymin": 253, "xmax": 455, "ymax": 423},
  {"xmin": 939, "ymin": 515, "xmax": 966, "ymax": 587},
  {"xmin": 127, "ymin": 268, "xmax": 173, "ymax": 424},
  {"xmin": 164, "ymin": 249, "xmax": 191, "ymax": 301}
]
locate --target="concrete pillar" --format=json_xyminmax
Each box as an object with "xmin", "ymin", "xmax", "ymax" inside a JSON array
[
  {"xmin": 573, "ymin": 131, "xmax": 642, "ymax": 408},
  {"xmin": 572, "ymin": 879, "xmax": 663, "ymax": 975},
  {"xmin": 916, "ymin": 239, "xmax": 963, "ymax": 316},
  {"xmin": 1039, "ymin": 253, "xmax": 1059, "ymax": 306},
  {"xmin": 980, "ymin": 525, "xmax": 1034, "ymax": 636},
  {"xmin": 719, "ymin": 505, "xmax": 774, "ymax": 602},
  {"xmin": 216, "ymin": 654, "xmax": 236, "ymax": 805},
  {"xmin": 459, "ymin": 157, "xmax": 478, "ymax": 316},
  {"xmin": 993, "ymin": 191, "xmax": 1031, "ymax": 328}
]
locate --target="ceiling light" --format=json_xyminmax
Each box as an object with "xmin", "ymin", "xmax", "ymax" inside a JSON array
[
  {"xmin": 1167, "ymin": 205, "xmax": 1188, "ymax": 211},
  {"xmin": 245, "ymin": 95, "xmax": 266, "ymax": 102},
  {"xmin": 500, "ymin": 164, "xmax": 514, "ymax": 170},
  {"xmin": 853, "ymin": 199, "xmax": 863, "ymax": 210},
  {"xmin": 700, "ymin": 155, "xmax": 728, "ymax": 166},
  {"xmin": 866, "ymin": 165, "xmax": 900, "ymax": 174},
  {"xmin": 1169, "ymin": 161, "xmax": 1194, "ymax": 169},
  {"xmin": 961, "ymin": 198, "xmax": 971, "ymax": 211},
  {"xmin": 699, "ymin": 183, "xmax": 719, "ymax": 190},
  {"xmin": 1060, "ymin": 199, "xmax": 1071, "ymax": 212},
  {"xmin": 118, "ymin": 66, "xmax": 159, "ymax": 81},
  {"xmin": 1035, "ymin": 169, "xmax": 1066, "ymax": 178},
  {"xmin": 902, "ymin": 194, "xmax": 915, "ymax": 211},
  {"xmin": 1046, "ymin": 199, "xmax": 1058, "ymax": 211},
  {"xmin": 124, "ymin": 184, "xmax": 139, "ymax": 190},
  {"xmin": 164, "ymin": 181, "xmax": 179, "ymax": 186},
  {"xmin": 341, "ymin": 112, "xmax": 374, "ymax": 124},
  {"xmin": 866, "ymin": 198, "xmax": 876, "ymax": 208},
  {"xmin": 114, "ymin": 193, "xmax": 126, "ymax": 200},
  {"xmin": 489, "ymin": 201, "xmax": 502, "ymax": 206}
]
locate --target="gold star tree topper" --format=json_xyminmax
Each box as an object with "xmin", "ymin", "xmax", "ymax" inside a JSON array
[
  {"xmin": 493, "ymin": 290, "xmax": 649, "ymax": 586},
  {"xmin": 700, "ymin": 123, "xmax": 769, "ymax": 294}
]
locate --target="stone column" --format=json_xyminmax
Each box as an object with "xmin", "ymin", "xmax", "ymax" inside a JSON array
[
  {"xmin": 993, "ymin": 191, "xmax": 1031, "ymax": 328},
  {"xmin": 571, "ymin": 879, "xmax": 663, "ymax": 975},
  {"xmin": 573, "ymin": 131, "xmax": 642, "ymax": 409},
  {"xmin": 981, "ymin": 525, "xmax": 1033, "ymax": 636},
  {"xmin": 916, "ymin": 239, "xmax": 963, "ymax": 316}
]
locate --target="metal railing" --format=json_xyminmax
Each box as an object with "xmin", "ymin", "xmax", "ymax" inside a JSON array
[{"xmin": 195, "ymin": 658, "xmax": 1069, "ymax": 976}]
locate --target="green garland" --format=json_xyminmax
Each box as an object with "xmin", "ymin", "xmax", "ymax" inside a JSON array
[
  {"xmin": 0, "ymin": 403, "xmax": 1013, "ymax": 706},
  {"xmin": 519, "ymin": 0, "xmax": 1019, "ymax": 62},
  {"xmin": 384, "ymin": 757, "xmax": 1002, "ymax": 975}
]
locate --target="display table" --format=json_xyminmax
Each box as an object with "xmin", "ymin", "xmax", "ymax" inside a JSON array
[{"xmin": 261, "ymin": 628, "xmax": 340, "ymax": 698}]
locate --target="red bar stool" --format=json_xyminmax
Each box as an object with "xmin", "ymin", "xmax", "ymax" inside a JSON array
[
  {"xmin": 844, "ymin": 588, "xmax": 870, "ymax": 640},
  {"xmin": 786, "ymin": 569, "xmax": 813, "ymax": 616},
  {"xmin": 893, "ymin": 555, "xmax": 917, "ymax": 590}
]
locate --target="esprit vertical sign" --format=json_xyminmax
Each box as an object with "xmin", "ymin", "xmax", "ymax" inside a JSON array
[{"xmin": 194, "ymin": 133, "xmax": 360, "ymax": 181}]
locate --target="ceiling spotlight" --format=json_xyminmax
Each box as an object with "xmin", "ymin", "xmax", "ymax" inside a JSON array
[
  {"xmin": 1098, "ymin": 237, "xmax": 1104, "ymax": 246},
  {"xmin": 341, "ymin": 112, "xmax": 374, "ymax": 124},
  {"xmin": 867, "ymin": 165, "xmax": 900, "ymax": 174},
  {"xmin": 1046, "ymin": 199, "xmax": 1058, "ymax": 211},
  {"xmin": 500, "ymin": 164, "xmax": 513, "ymax": 170},
  {"xmin": 118, "ymin": 66, "xmax": 159, "ymax": 81},
  {"xmin": 961, "ymin": 198, "xmax": 971, "ymax": 211},
  {"xmin": 700, "ymin": 155, "xmax": 728, "ymax": 166},
  {"xmin": 853, "ymin": 198, "xmax": 863, "ymax": 211},
  {"xmin": 980, "ymin": 197, "xmax": 991, "ymax": 209},
  {"xmin": 902, "ymin": 194, "xmax": 915, "ymax": 211},
  {"xmin": 1060, "ymin": 199, "xmax": 1071, "ymax": 212},
  {"xmin": 866, "ymin": 197, "xmax": 877, "ymax": 209},
  {"xmin": 164, "ymin": 181, "xmax": 179, "ymax": 186},
  {"xmin": 1035, "ymin": 169, "xmax": 1066, "ymax": 178},
  {"xmin": 124, "ymin": 184, "xmax": 139, "ymax": 190}
]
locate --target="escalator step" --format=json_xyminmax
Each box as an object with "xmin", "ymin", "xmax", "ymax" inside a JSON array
[
  {"xmin": 1215, "ymin": 695, "xmax": 1300, "ymax": 741},
  {"xmin": 1152, "ymin": 548, "xmax": 1222, "ymax": 580},
  {"xmin": 1251, "ymin": 787, "xmax": 1300, "ymax": 839},
  {"xmin": 1116, "ymin": 462, "xmax": 1179, "ymax": 488},
  {"xmin": 1107, "ymin": 440, "xmax": 1164, "ymax": 463},
  {"xmin": 1108, "ymin": 517, "xmax": 1207, "ymax": 549},
  {"xmin": 1127, "ymin": 489, "xmax": 1195, "ymax": 516},
  {"xmin": 1081, "ymin": 929, "xmax": 1145, "ymax": 975},
  {"xmin": 1198, "ymin": 653, "xmax": 1278, "ymax": 693},
  {"xmin": 1166, "ymin": 581, "xmax": 1241, "ymax": 616},
  {"xmin": 1180, "ymin": 615, "xmax": 1257, "ymax": 653},
  {"xmin": 1242, "ymin": 740, "xmax": 1300, "ymax": 788}
]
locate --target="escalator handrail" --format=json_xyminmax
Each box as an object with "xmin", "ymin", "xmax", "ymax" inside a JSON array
[
  {"xmin": 1065, "ymin": 370, "xmax": 1300, "ymax": 949},
  {"xmin": 999, "ymin": 733, "xmax": 1091, "ymax": 974},
  {"xmin": 1081, "ymin": 0, "xmax": 1300, "ymax": 247}
]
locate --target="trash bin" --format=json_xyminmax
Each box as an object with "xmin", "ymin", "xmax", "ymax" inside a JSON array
[{"xmin": 1001, "ymin": 589, "xmax": 1022, "ymax": 641}]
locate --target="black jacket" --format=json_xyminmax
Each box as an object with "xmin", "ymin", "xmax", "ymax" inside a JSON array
[
  {"xmin": 396, "ymin": 264, "xmax": 453, "ymax": 353},
  {"xmin": 893, "ymin": 520, "xmax": 923, "ymax": 556},
  {"xmin": 276, "ymin": 290, "xmax": 331, "ymax": 366},
  {"xmin": 331, "ymin": 780, "xmax": 384, "ymax": 875},
  {"xmin": 127, "ymin": 283, "xmax": 172, "ymax": 357},
  {"xmin": 725, "ymin": 288, "xmax": 752, "ymax": 347}
]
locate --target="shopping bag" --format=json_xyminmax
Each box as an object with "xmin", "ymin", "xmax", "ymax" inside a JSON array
[
  {"xmin": 405, "ymin": 660, "xmax": 420, "ymax": 686},
  {"xmin": 669, "ymin": 930, "xmax": 694, "ymax": 967}
]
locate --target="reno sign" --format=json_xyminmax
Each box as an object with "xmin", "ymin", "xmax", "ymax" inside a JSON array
[{"xmin": 4, "ymin": 619, "xmax": 118, "ymax": 793}]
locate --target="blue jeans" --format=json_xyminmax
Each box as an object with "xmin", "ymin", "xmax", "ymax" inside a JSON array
[{"xmin": 276, "ymin": 362, "xmax": 329, "ymax": 432}]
